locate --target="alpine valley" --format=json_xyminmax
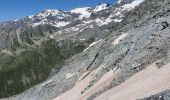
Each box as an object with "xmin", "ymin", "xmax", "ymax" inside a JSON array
[{"xmin": 1, "ymin": 0, "xmax": 170, "ymax": 100}]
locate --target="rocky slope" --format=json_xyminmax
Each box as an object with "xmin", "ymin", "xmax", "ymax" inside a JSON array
[
  {"xmin": 0, "ymin": 0, "xmax": 146, "ymax": 98},
  {"xmin": 1, "ymin": 0, "xmax": 170, "ymax": 100}
]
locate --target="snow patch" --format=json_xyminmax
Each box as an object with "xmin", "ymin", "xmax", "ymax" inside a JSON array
[
  {"xmin": 112, "ymin": 33, "xmax": 128, "ymax": 45},
  {"xmin": 89, "ymin": 25, "xmax": 94, "ymax": 28},
  {"xmin": 95, "ymin": 17, "xmax": 113, "ymax": 26},
  {"xmin": 37, "ymin": 9, "xmax": 61, "ymax": 18},
  {"xmin": 50, "ymin": 35, "xmax": 54, "ymax": 39},
  {"xmin": 32, "ymin": 21, "xmax": 45, "ymax": 27},
  {"xmin": 66, "ymin": 72, "xmax": 77, "ymax": 79},
  {"xmin": 95, "ymin": 18, "xmax": 105, "ymax": 26},
  {"xmin": 80, "ymin": 39, "xmax": 86, "ymax": 41},
  {"xmin": 83, "ymin": 20, "xmax": 93, "ymax": 24},
  {"xmin": 71, "ymin": 7, "xmax": 91, "ymax": 20},
  {"xmin": 28, "ymin": 15, "xmax": 34, "ymax": 19},
  {"xmin": 41, "ymin": 80, "xmax": 52, "ymax": 87},
  {"xmin": 122, "ymin": 0, "xmax": 145, "ymax": 11},
  {"xmin": 83, "ymin": 39, "xmax": 102, "ymax": 52},
  {"xmin": 113, "ymin": 19, "xmax": 123, "ymax": 22},
  {"xmin": 114, "ymin": 0, "xmax": 145, "ymax": 20},
  {"xmin": 1, "ymin": 49, "xmax": 12, "ymax": 56},
  {"xmin": 117, "ymin": 0, "xmax": 123, "ymax": 4},
  {"xmin": 52, "ymin": 21, "xmax": 70, "ymax": 27},
  {"xmin": 13, "ymin": 20, "xmax": 18, "ymax": 21},
  {"xmin": 93, "ymin": 3, "xmax": 110, "ymax": 12}
]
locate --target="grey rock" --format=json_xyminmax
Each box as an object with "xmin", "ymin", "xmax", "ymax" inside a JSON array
[
  {"xmin": 2, "ymin": 0, "xmax": 170, "ymax": 100},
  {"xmin": 141, "ymin": 90, "xmax": 170, "ymax": 100}
]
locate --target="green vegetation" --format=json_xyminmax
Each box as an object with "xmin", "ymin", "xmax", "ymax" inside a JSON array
[{"xmin": 0, "ymin": 38, "xmax": 86, "ymax": 98}]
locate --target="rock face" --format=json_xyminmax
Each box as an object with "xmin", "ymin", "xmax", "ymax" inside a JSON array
[
  {"xmin": 2, "ymin": 0, "xmax": 170, "ymax": 100},
  {"xmin": 142, "ymin": 90, "xmax": 170, "ymax": 100},
  {"xmin": 0, "ymin": 1, "xmax": 146, "ymax": 98}
]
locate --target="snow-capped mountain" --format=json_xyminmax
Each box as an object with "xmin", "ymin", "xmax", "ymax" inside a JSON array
[
  {"xmin": 0, "ymin": 0, "xmax": 146, "ymax": 98},
  {"xmin": 28, "ymin": 9, "xmax": 72, "ymax": 27},
  {"xmin": 0, "ymin": 1, "xmax": 146, "ymax": 51},
  {"xmin": 70, "ymin": 7, "xmax": 92, "ymax": 20},
  {"xmin": 0, "ymin": 1, "xmax": 145, "ymax": 29},
  {"xmin": 93, "ymin": 3, "xmax": 111, "ymax": 13}
]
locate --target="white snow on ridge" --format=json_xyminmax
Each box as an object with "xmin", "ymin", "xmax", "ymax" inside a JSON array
[
  {"xmin": 113, "ymin": 0, "xmax": 145, "ymax": 21},
  {"xmin": 11, "ymin": 0, "xmax": 145, "ymax": 28},
  {"xmin": 117, "ymin": 0, "xmax": 123, "ymax": 4},
  {"xmin": 13, "ymin": 20, "xmax": 18, "ymax": 22},
  {"xmin": 32, "ymin": 20, "xmax": 69, "ymax": 28},
  {"xmin": 71, "ymin": 7, "xmax": 91, "ymax": 20},
  {"xmin": 83, "ymin": 39, "xmax": 102, "ymax": 52},
  {"xmin": 93, "ymin": 3, "xmax": 110, "ymax": 12},
  {"xmin": 95, "ymin": 17, "xmax": 120, "ymax": 26},
  {"xmin": 83, "ymin": 20, "xmax": 93, "ymax": 24},
  {"xmin": 36, "ymin": 9, "xmax": 69, "ymax": 19},
  {"xmin": 95, "ymin": 18, "xmax": 110, "ymax": 26},
  {"xmin": 32, "ymin": 21, "xmax": 46, "ymax": 27},
  {"xmin": 28, "ymin": 15, "xmax": 34, "ymax": 19},
  {"xmin": 32, "ymin": 18, "xmax": 48, "ymax": 27},
  {"xmin": 122, "ymin": 0, "xmax": 145, "ymax": 11},
  {"xmin": 37, "ymin": 9, "xmax": 61, "ymax": 18},
  {"xmin": 52, "ymin": 21, "xmax": 70, "ymax": 27},
  {"xmin": 113, "ymin": 19, "xmax": 123, "ymax": 22}
]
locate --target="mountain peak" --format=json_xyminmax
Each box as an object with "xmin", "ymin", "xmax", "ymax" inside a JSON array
[
  {"xmin": 36, "ymin": 9, "xmax": 64, "ymax": 18},
  {"xmin": 93, "ymin": 3, "xmax": 111, "ymax": 13},
  {"xmin": 117, "ymin": 0, "xmax": 144, "ymax": 5},
  {"xmin": 70, "ymin": 7, "xmax": 92, "ymax": 20},
  {"xmin": 121, "ymin": 0, "xmax": 145, "ymax": 10}
]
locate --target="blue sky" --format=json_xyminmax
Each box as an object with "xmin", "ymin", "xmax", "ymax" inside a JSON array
[{"xmin": 0, "ymin": 0, "xmax": 117, "ymax": 22}]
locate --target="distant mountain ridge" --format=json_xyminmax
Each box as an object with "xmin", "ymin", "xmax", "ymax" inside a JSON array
[
  {"xmin": 0, "ymin": 0, "xmax": 147, "ymax": 99},
  {"xmin": 0, "ymin": 1, "xmax": 144, "ymax": 29}
]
